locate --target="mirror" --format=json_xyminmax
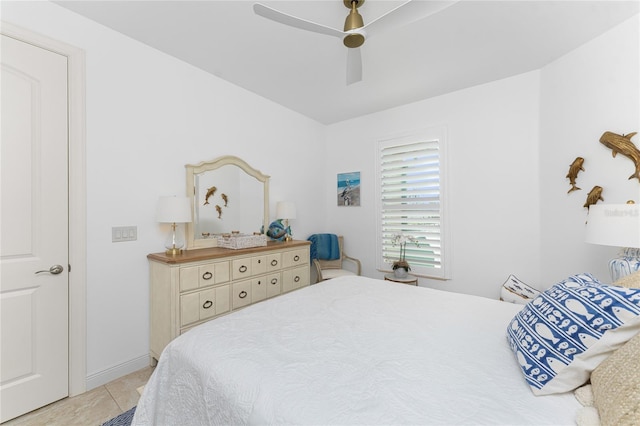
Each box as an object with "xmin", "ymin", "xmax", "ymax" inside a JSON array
[{"xmin": 186, "ymin": 156, "xmax": 270, "ymax": 249}]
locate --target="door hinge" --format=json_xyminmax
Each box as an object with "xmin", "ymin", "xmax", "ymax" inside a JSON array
[{"xmin": 68, "ymin": 264, "xmax": 71, "ymax": 272}]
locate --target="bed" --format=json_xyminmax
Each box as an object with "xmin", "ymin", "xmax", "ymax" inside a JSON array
[{"xmin": 132, "ymin": 275, "xmax": 639, "ymax": 425}]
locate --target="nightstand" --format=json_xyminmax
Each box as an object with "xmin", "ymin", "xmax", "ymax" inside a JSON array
[{"xmin": 384, "ymin": 273, "xmax": 418, "ymax": 286}]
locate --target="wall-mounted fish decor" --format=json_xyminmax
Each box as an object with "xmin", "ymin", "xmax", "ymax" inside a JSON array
[
  {"xmin": 215, "ymin": 205, "xmax": 222, "ymax": 219},
  {"xmin": 221, "ymin": 193, "xmax": 228, "ymax": 207},
  {"xmin": 566, "ymin": 157, "xmax": 585, "ymax": 193},
  {"xmin": 583, "ymin": 186, "xmax": 604, "ymax": 210},
  {"xmin": 599, "ymin": 131, "xmax": 640, "ymax": 182},
  {"xmin": 204, "ymin": 186, "xmax": 217, "ymax": 205}
]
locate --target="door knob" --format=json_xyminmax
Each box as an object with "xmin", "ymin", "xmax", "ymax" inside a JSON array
[{"xmin": 35, "ymin": 264, "xmax": 64, "ymax": 275}]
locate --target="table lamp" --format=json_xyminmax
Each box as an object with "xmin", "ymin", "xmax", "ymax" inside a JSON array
[
  {"xmin": 156, "ymin": 196, "xmax": 192, "ymax": 255},
  {"xmin": 276, "ymin": 201, "xmax": 296, "ymax": 241},
  {"xmin": 585, "ymin": 202, "xmax": 640, "ymax": 281}
]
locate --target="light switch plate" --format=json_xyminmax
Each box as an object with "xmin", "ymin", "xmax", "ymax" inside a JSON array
[{"xmin": 112, "ymin": 226, "xmax": 137, "ymax": 242}]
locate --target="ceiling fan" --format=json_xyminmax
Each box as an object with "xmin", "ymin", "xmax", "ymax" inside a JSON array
[{"xmin": 253, "ymin": 0, "xmax": 458, "ymax": 85}]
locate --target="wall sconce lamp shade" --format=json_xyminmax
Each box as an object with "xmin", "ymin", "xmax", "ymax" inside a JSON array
[
  {"xmin": 156, "ymin": 196, "xmax": 192, "ymax": 255},
  {"xmin": 276, "ymin": 201, "xmax": 296, "ymax": 241},
  {"xmin": 586, "ymin": 203, "xmax": 640, "ymax": 281}
]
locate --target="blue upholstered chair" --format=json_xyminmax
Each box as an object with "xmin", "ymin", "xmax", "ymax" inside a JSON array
[{"xmin": 308, "ymin": 234, "xmax": 361, "ymax": 283}]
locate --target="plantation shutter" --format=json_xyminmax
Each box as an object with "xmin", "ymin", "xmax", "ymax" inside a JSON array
[{"xmin": 377, "ymin": 134, "xmax": 448, "ymax": 279}]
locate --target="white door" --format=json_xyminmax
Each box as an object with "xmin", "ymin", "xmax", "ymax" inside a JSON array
[{"xmin": 0, "ymin": 34, "xmax": 69, "ymax": 422}]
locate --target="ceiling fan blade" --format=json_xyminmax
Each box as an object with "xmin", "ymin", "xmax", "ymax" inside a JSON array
[
  {"xmin": 364, "ymin": 0, "xmax": 459, "ymax": 39},
  {"xmin": 253, "ymin": 3, "xmax": 344, "ymax": 39},
  {"xmin": 346, "ymin": 48, "xmax": 362, "ymax": 85}
]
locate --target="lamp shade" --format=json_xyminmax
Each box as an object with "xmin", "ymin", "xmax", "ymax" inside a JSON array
[
  {"xmin": 585, "ymin": 203, "xmax": 640, "ymax": 248},
  {"xmin": 156, "ymin": 196, "xmax": 192, "ymax": 223},
  {"xmin": 276, "ymin": 201, "xmax": 297, "ymax": 220}
]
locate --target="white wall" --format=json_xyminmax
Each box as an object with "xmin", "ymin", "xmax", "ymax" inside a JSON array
[
  {"xmin": 325, "ymin": 71, "xmax": 542, "ymax": 299},
  {"xmin": 2, "ymin": 1, "xmax": 326, "ymax": 388},
  {"xmin": 539, "ymin": 14, "xmax": 640, "ymax": 285},
  {"xmin": 324, "ymin": 13, "xmax": 639, "ymax": 297}
]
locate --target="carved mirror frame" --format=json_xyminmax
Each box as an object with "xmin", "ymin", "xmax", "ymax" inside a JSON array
[{"xmin": 185, "ymin": 155, "xmax": 270, "ymax": 249}]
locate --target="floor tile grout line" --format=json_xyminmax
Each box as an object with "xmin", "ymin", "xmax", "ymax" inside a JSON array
[{"xmin": 103, "ymin": 385, "xmax": 126, "ymax": 414}]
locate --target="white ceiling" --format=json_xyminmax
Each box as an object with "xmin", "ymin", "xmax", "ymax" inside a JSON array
[{"xmin": 55, "ymin": 0, "xmax": 639, "ymax": 124}]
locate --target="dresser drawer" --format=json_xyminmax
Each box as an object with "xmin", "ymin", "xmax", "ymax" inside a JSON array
[
  {"xmin": 266, "ymin": 273, "xmax": 281, "ymax": 298},
  {"xmin": 214, "ymin": 285, "xmax": 231, "ymax": 317},
  {"xmin": 232, "ymin": 258, "xmax": 252, "ymax": 280},
  {"xmin": 232, "ymin": 280, "xmax": 252, "ymax": 309},
  {"xmin": 251, "ymin": 255, "xmax": 267, "ymax": 275},
  {"xmin": 252, "ymin": 276, "xmax": 267, "ymax": 303},
  {"xmin": 180, "ymin": 261, "xmax": 230, "ymax": 292},
  {"xmin": 282, "ymin": 266, "xmax": 310, "ymax": 293},
  {"xmin": 180, "ymin": 285, "xmax": 230, "ymax": 327},
  {"xmin": 282, "ymin": 249, "xmax": 308, "ymax": 268},
  {"xmin": 266, "ymin": 252, "xmax": 281, "ymax": 271}
]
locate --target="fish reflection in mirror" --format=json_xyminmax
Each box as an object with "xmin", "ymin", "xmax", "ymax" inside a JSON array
[{"xmin": 204, "ymin": 186, "xmax": 217, "ymax": 205}]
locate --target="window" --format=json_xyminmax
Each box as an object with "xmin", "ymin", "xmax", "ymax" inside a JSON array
[{"xmin": 375, "ymin": 128, "xmax": 449, "ymax": 279}]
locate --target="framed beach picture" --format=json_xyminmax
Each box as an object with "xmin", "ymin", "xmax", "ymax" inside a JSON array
[{"xmin": 337, "ymin": 172, "xmax": 360, "ymax": 206}]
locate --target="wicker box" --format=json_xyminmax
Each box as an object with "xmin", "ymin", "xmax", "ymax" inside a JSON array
[{"xmin": 217, "ymin": 233, "xmax": 267, "ymax": 249}]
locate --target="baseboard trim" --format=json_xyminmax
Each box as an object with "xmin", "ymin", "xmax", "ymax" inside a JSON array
[{"xmin": 86, "ymin": 355, "xmax": 150, "ymax": 390}]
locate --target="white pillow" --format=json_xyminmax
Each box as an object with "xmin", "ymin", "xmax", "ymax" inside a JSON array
[
  {"xmin": 506, "ymin": 273, "xmax": 640, "ymax": 395},
  {"xmin": 500, "ymin": 274, "xmax": 541, "ymax": 304}
]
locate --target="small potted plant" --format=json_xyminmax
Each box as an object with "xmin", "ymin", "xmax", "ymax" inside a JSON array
[{"xmin": 391, "ymin": 233, "xmax": 419, "ymax": 278}]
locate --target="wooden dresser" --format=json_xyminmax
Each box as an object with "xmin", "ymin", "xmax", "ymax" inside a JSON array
[{"xmin": 148, "ymin": 240, "xmax": 310, "ymax": 364}]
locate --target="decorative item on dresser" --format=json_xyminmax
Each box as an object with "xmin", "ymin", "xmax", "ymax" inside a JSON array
[
  {"xmin": 147, "ymin": 240, "xmax": 310, "ymax": 365},
  {"xmin": 275, "ymin": 201, "xmax": 297, "ymax": 241},
  {"xmin": 585, "ymin": 201, "xmax": 640, "ymax": 281},
  {"xmin": 155, "ymin": 196, "xmax": 192, "ymax": 256}
]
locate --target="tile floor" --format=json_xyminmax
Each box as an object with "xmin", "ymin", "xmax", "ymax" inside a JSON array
[{"xmin": 3, "ymin": 367, "xmax": 153, "ymax": 426}]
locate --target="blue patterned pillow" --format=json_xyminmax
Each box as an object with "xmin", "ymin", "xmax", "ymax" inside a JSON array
[{"xmin": 507, "ymin": 273, "xmax": 640, "ymax": 395}]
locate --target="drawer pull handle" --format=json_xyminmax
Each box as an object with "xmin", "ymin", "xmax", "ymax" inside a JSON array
[
  {"xmin": 202, "ymin": 300, "xmax": 213, "ymax": 309},
  {"xmin": 258, "ymin": 259, "xmax": 261, "ymax": 263},
  {"xmin": 202, "ymin": 272, "xmax": 213, "ymax": 280},
  {"xmin": 271, "ymin": 259, "xmax": 278, "ymax": 266},
  {"xmin": 294, "ymin": 276, "xmax": 300, "ymax": 283},
  {"xmin": 257, "ymin": 280, "xmax": 262, "ymax": 285},
  {"xmin": 293, "ymin": 255, "xmax": 300, "ymax": 262},
  {"xmin": 239, "ymin": 290, "xmax": 248, "ymax": 299},
  {"xmin": 239, "ymin": 265, "xmax": 248, "ymax": 273},
  {"xmin": 271, "ymin": 278, "xmax": 278, "ymax": 285}
]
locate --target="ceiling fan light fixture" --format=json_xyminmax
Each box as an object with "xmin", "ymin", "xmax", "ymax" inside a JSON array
[{"xmin": 343, "ymin": 32, "xmax": 365, "ymax": 48}]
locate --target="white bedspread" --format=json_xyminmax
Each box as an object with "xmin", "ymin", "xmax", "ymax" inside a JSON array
[{"xmin": 133, "ymin": 276, "xmax": 580, "ymax": 425}]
